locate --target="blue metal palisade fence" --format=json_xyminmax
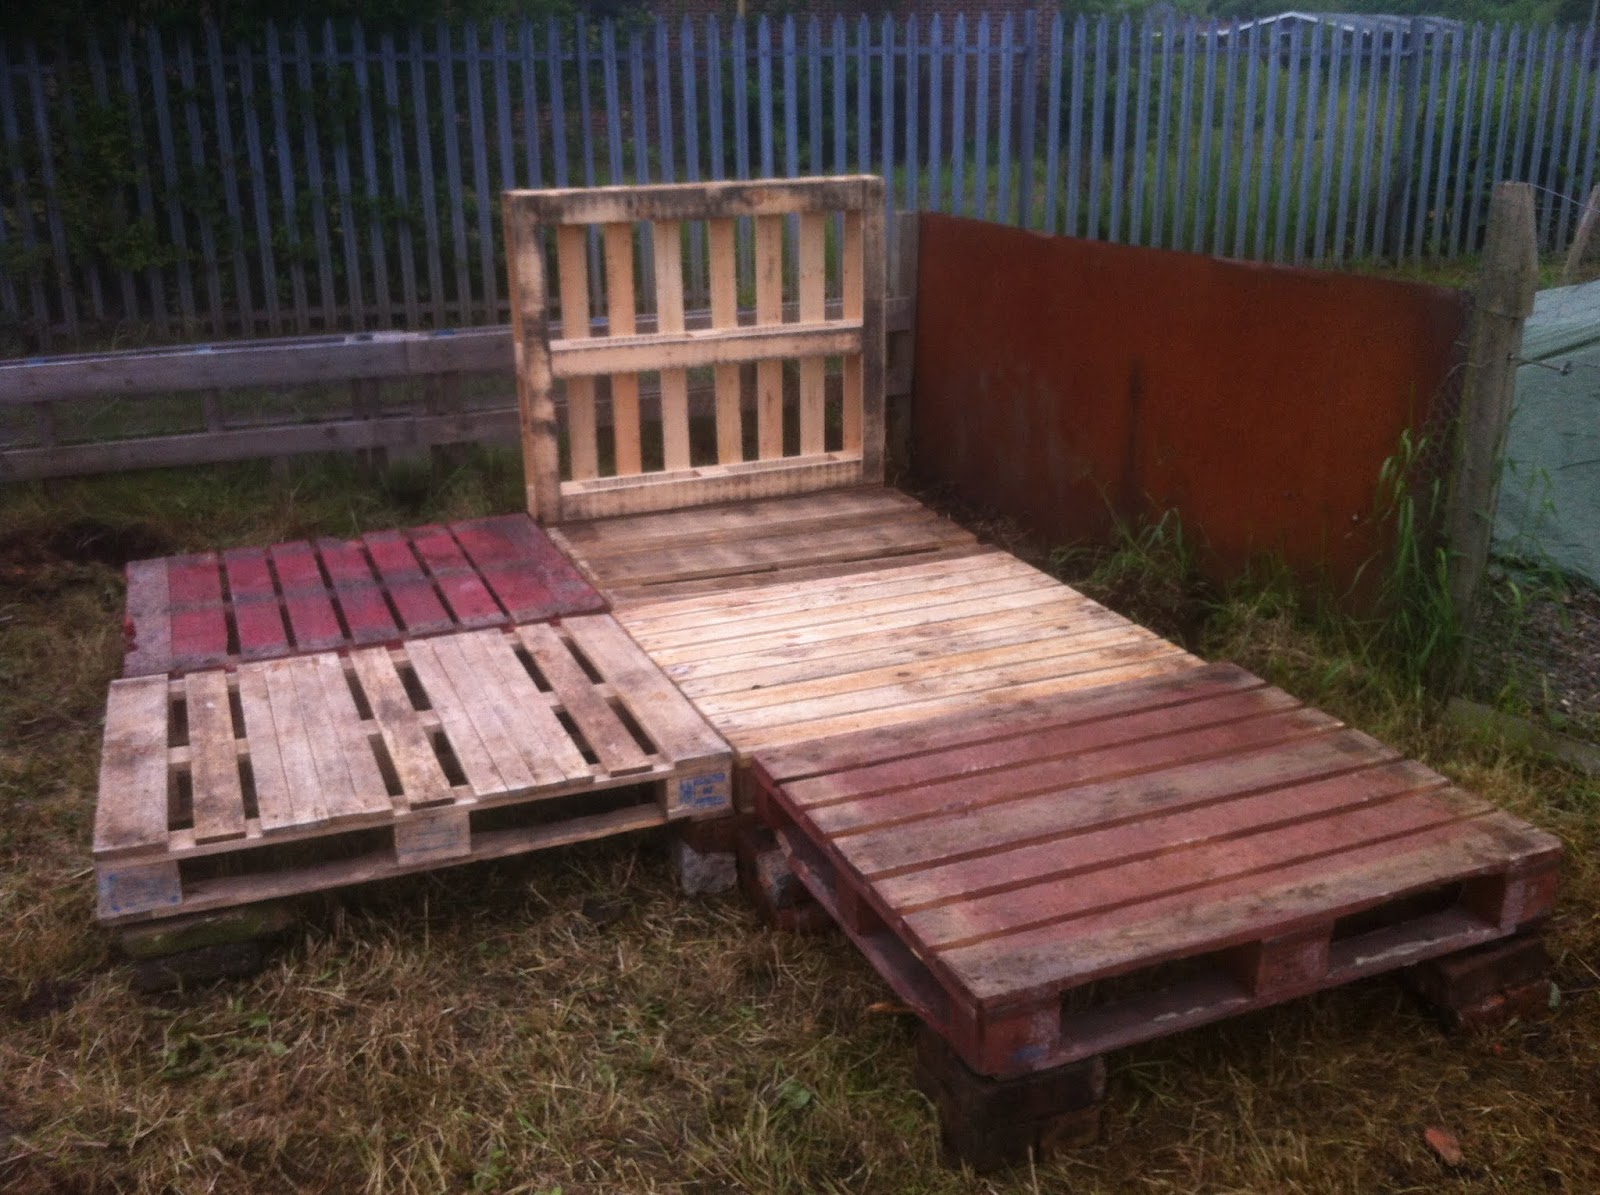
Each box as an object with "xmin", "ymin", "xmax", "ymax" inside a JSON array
[{"xmin": 1, "ymin": 12, "xmax": 1597, "ymax": 348}]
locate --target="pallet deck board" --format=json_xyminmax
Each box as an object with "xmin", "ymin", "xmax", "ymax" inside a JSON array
[
  {"xmin": 95, "ymin": 617, "xmax": 733, "ymax": 924},
  {"xmin": 121, "ymin": 514, "xmax": 609, "ymax": 678},
  {"xmin": 619, "ymin": 549, "xmax": 1202, "ymax": 766},
  {"xmin": 751, "ymin": 663, "xmax": 1562, "ymax": 1077},
  {"xmin": 551, "ymin": 488, "xmax": 982, "ymax": 603}
]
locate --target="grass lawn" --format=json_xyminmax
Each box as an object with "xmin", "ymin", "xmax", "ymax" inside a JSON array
[{"xmin": 1, "ymin": 450, "xmax": 1597, "ymax": 1194}]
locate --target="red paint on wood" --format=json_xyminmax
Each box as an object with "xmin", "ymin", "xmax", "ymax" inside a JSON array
[
  {"xmin": 316, "ymin": 538, "xmax": 376, "ymax": 586},
  {"xmin": 334, "ymin": 585, "xmax": 399, "ymax": 644},
  {"xmin": 121, "ymin": 515, "xmax": 606, "ymax": 676},
  {"xmin": 433, "ymin": 572, "xmax": 504, "ymax": 627},
  {"xmin": 170, "ymin": 607, "xmax": 229, "ymax": 664},
  {"xmin": 752, "ymin": 669, "xmax": 1562, "ymax": 1076},
  {"xmin": 222, "ymin": 547, "xmax": 276, "ymax": 603},
  {"xmin": 269, "ymin": 542, "xmax": 324, "ymax": 592},
  {"xmin": 282, "ymin": 591, "xmax": 345, "ymax": 650},
  {"xmin": 363, "ymin": 530, "xmax": 426, "ymax": 579},
  {"xmin": 385, "ymin": 578, "xmax": 453, "ymax": 635},
  {"xmin": 166, "ymin": 554, "xmax": 223, "ymax": 606}
]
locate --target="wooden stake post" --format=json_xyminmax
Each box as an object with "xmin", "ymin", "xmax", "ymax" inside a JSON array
[
  {"xmin": 502, "ymin": 177, "xmax": 887, "ymax": 524},
  {"xmin": 1444, "ymin": 181, "xmax": 1538, "ymax": 654}
]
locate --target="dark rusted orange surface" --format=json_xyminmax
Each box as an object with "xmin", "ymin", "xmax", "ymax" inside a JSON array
[{"xmin": 910, "ymin": 214, "xmax": 1470, "ymax": 594}]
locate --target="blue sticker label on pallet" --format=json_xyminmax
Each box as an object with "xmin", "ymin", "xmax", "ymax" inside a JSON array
[
  {"xmin": 678, "ymin": 771, "xmax": 731, "ymax": 811},
  {"xmin": 98, "ymin": 865, "xmax": 182, "ymax": 917}
]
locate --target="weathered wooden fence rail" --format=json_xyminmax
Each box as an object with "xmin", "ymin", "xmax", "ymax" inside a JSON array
[
  {"xmin": 0, "ymin": 229, "xmax": 918, "ymax": 481},
  {"xmin": 1, "ymin": 11, "xmax": 1598, "ymax": 350}
]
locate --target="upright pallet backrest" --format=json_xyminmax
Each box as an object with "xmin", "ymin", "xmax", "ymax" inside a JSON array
[{"xmin": 503, "ymin": 176, "xmax": 886, "ymax": 523}]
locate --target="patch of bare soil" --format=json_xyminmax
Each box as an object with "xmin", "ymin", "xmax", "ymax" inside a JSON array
[{"xmin": 1470, "ymin": 576, "xmax": 1600, "ymax": 741}]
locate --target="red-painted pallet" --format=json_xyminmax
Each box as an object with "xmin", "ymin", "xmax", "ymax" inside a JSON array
[
  {"xmin": 123, "ymin": 514, "xmax": 607, "ymax": 677},
  {"xmin": 750, "ymin": 663, "xmax": 1562, "ymax": 1079}
]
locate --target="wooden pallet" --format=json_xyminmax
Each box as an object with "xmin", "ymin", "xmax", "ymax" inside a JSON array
[
  {"xmin": 123, "ymin": 514, "xmax": 607, "ymax": 677},
  {"xmin": 95, "ymin": 615, "xmax": 731, "ymax": 924},
  {"xmin": 551, "ymin": 488, "xmax": 983, "ymax": 604},
  {"xmin": 504, "ymin": 176, "xmax": 886, "ymax": 523},
  {"xmin": 617, "ymin": 549, "xmax": 1201, "ymax": 772},
  {"xmin": 749, "ymin": 663, "xmax": 1562, "ymax": 1078}
]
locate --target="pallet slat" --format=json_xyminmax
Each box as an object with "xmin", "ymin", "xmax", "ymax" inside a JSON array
[
  {"xmin": 621, "ymin": 550, "xmax": 1203, "ymax": 768},
  {"xmin": 183, "ymin": 670, "xmax": 247, "ymax": 844},
  {"xmin": 95, "ymin": 618, "xmax": 734, "ymax": 924},
  {"xmin": 505, "ymin": 176, "xmax": 885, "ymax": 522},
  {"xmin": 122, "ymin": 514, "xmax": 608, "ymax": 677},
  {"xmin": 751, "ymin": 665, "xmax": 1563, "ymax": 1077},
  {"xmin": 94, "ymin": 676, "xmax": 173, "ymax": 856}
]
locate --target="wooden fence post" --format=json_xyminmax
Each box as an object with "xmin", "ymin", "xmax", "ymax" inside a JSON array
[
  {"xmin": 1562, "ymin": 183, "xmax": 1600, "ymax": 283},
  {"xmin": 886, "ymin": 208, "xmax": 918, "ymax": 479},
  {"xmin": 1444, "ymin": 181, "xmax": 1538, "ymax": 659}
]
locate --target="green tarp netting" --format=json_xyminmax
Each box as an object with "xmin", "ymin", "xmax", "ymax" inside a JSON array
[{"xmin": 1493, "ymin": 278, "xmax": 1600, "ymax": 585}]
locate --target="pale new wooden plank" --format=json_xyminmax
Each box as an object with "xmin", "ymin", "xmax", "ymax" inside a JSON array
[
  {"xmin": 650, "ymin": 590, "xmax": 1103, "ymax": 684},
  {"xmin": 797, "ymin": 209, "xmax": 827, "ymax": 454},
  {"xmin": 309, "ymin": 653, "xmax": 392, "ymax": 818},
  {"xmin": 560, "ymin": 614, "xmax": 725, "ymax": 762},
  {"xmin": 261, "ymin": 658, "xmax": 335, "ymax": 827},
  {"xmin": 468, "ymin": 629, "xmax": 593, "ymax": 783},
  {"xmin": 699, "ymin": 624, "xmax": 1160, "ymax": 717},
  {"xmin": 622, "ymin": 548, "xmax": 1021, "ymax": 631},
  {"xmin": 639, "ymin": 583, "xmax": 1086, "ymax": 667},
  {"xmin": 841, "ymin": 208, "xmax": 864, "ymax": 453},
  {"xmin": 182, "ymin": 670, "xmax": 247, "ymax": 844},
  {"xmin": 428, "ymin": 633, "xmax": 538, "ymax": 792},
  {"xmin": 677, "ymin": 605, "xmax": 1133, "ymax": 699},
  {"xmin": 557, "ymin": 455, "xmax": 864, "ymax": 521},
  {"xmin": 288, "ymin": 656, "xmax": 361, "ymax": 823},
  {"xmin": 347, "ymin": 646, "xmax": 452, "ymax": 807},
  {"xmin": 550, "ymin": 320, "xmax": 860, "ymax": 378},
  {"xmin": 602, "ymin": 221, "xmax": 643, "ymax": 476},
  {"xmin": 754, "ymin": 213, "xmax": 784, "ymax": 460},
  {"xmin": 639, "ymin": 580, "xmax": 1091, "ymax": 667},
  {"xmin": 94, "ymin": 676, "xmax": 172, "ymax": 856},
  {"xmin": 652, "ymin": 219, "xmax": 692, "ymax": 471},
  {"xmin": 503, "ymin": 196, "xmax": 561, "ymax": 521},
  {"xmin": 403, "ymin": 637, "xmax": 507, "ymax": 796},
  {"xmin": 707, "ymin": 216, "xmax": 743, "ymax": 463},
  {"xmin": 236, "ymin": 663, "xmax": 297, "ymax": 830},
  {"xmin": 730, "ymin": 653, "xmax": 1201, "ymax": 755},
  {"xmin": 556, "ymin": 223, "xmax": 600, "ymax": 481},
  {"xmin": 515, "ymin": 623, "xmax": 654, "ymax": 775},
  {"xmin": 630, "ymin": 557, "xmax": 1063, "ymax": 649},
  {"xmin": 708, "ymin": 637, "xmax": 1183, "ymax": 734}
]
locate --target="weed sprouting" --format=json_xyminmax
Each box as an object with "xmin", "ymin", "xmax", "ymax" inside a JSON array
[{"xmin": 1365, "ymin": 427, "xmax": 1461, "ymax": 695}]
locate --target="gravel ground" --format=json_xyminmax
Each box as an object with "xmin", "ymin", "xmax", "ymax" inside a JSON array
[{"xmin": 1470, "ymin": 576, "xmax": 1600, "ymax": 741}]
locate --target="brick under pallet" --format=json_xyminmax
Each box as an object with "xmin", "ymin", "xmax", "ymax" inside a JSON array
[
  {"xmin": 751, "ymin": 663, "xmax": 1562, "ymax": 1079},
  {"xmin": 96, "ymin": 615, "xmax": 731, "ymax": 924},
  {"xmin": 123, "ymin": 513, "xmax": 607, "ymax": 677}
]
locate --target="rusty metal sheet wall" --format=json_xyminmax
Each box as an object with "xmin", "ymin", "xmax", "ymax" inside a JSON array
[{"xmin": 911, "ymin": 213, "xmax": 1472, "ymax": 593}]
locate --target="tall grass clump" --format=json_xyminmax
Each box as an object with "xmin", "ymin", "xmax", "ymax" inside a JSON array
[{"xmin": 1365, "ymin": 427, "xmax": 1462, "ymax": 695}]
